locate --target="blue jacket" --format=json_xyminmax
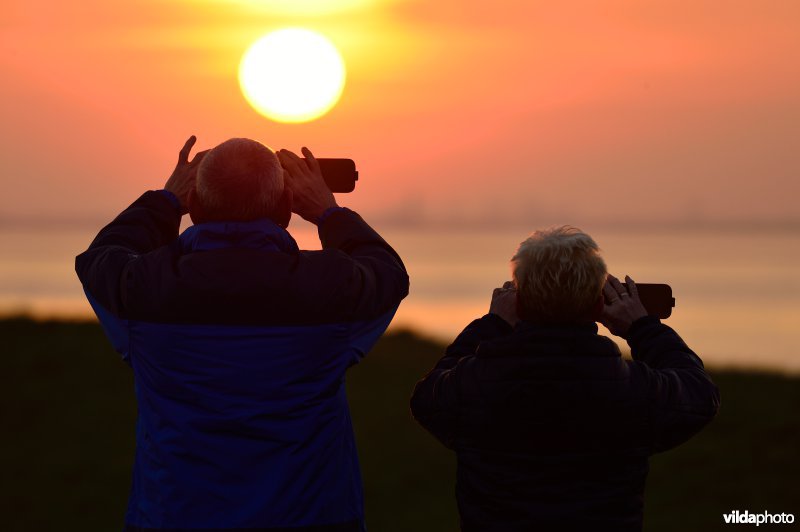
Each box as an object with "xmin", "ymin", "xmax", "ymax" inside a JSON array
[
  {"xmin": 411, "ymin": 314, "xmax": 720, "ymax": 531},
  {"xmin": 75, "ymin": 191, "xmax": 409, "ymax": 532}
]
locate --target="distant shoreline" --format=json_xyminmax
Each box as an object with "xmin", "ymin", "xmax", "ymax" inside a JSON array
[
  {"xmin": 3, "ymin": 314, "xmax": 796, "ymax": 377},
  {"xmin": 3, "ymin": 217, "xmax": 800, "ymax": 234}
]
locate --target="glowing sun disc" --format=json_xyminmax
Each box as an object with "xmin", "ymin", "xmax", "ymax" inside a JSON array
[{"xmin": 239, "ymin": 28, "xmax": 346, "ymax": 123}]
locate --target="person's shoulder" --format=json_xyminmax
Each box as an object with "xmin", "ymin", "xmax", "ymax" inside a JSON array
[
  {"xmin": 123, "ymin": 246, "xmax": 357, "ymax": 325},
  {"xmin": 476, "ymin": 326, "xmax": 620, "ymax": 358}
]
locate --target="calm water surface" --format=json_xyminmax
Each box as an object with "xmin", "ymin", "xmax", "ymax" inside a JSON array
[{"xmin": 1, "ymin": 223, "xmax": 798, "ymax": 373}]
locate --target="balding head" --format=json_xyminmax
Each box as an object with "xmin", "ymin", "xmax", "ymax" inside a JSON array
[{"xmin": 190, "ymin": 138, "xmax": 285, "ymax": 224}]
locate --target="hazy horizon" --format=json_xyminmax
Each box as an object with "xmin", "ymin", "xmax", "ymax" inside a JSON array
[
  {"xmin": 3, "ymin": 0, "xmax": 800, "ymax": 227},
  {"xmin": 2, "ymin": 207, "xmax": 800, "ymax": 232},
  {"xmin": 3, "ymin": 224, "xmax": 799, "ymax": 374},
  {"xmin": 2, "ymin": 1, "xmax": 798, "ymax": 374}
]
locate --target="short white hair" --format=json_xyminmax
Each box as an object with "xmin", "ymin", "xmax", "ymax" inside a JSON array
[
  {"xmin": 511, "ymin": 226, "xmax": 607, "ymax": 324},
  {"xmin": 195, "ymin": 138, "xmax": 283, "ymax": 222}
]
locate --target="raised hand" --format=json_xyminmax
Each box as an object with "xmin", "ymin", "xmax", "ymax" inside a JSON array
[
  {"xmin": 164, "ymin": 136, "xmax": 208, "ymax": 215},
  {"xmin": 490, "ymin": 281, "xmax": 520, "ymax": 327},
  {"xmin": 277, "ymin": 147, "xmax": 338, "ymax": 224},
  {"xmin": 599, "ymin": 275, "xmax": 648, "ymax": 338}
]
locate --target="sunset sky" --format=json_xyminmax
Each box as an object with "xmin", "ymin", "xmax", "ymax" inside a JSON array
[{"xmin": 2, "ymin": 0, "xmax": 799, "ymax": 227}]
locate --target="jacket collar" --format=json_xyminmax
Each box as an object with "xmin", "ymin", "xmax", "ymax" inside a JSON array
[
  {"xmin": 179, "ymin": 218, "xmax": 299, "ymax": 254},
  {"xmin": 513, "ymin": 320, "xmax": 599, "ymax": 336},
  {"xmin": 477, "ymin": 320, "xmax": 620, "ymax": 358}
]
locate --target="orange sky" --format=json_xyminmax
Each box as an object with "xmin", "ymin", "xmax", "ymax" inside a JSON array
[{"xmin": 2, "ymin": 0, "xmax": 799, "ymax": 228}]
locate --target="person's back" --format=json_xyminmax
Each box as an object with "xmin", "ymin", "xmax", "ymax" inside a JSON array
[
  {"xmin": 410, "ymin": 226, "xmax": 719, "ymax": 531},
  {"xmin": 76, "ymin": 137, "xmax": 408, "ymax": 531}
]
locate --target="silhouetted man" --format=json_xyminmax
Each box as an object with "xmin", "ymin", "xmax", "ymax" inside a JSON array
[
  {"xmin": 410, "ymin": 226, "xmax": 719, "ymax": 531},
  {"xmin": 76, "ymin": 136, "xmax": 408, "ymax": 532}
]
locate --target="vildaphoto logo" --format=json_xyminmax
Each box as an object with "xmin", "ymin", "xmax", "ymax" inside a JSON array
[{"xmin": 723, "ymin": 510, "xmax": 795, "ymax": 526}]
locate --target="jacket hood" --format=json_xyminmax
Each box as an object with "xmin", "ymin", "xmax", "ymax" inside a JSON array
[
  {"xmin": 179, "ymin": 218, "xmax": 299, "ymax": 254},
  {"xmin": 476, "ymin": 320, "xmax": 622, "ymax": 359}
]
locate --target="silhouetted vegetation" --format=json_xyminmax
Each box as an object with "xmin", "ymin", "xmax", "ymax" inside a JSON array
[{"xmin": 2, "ymin": 318, "xmax": 797, "ymax": 531}]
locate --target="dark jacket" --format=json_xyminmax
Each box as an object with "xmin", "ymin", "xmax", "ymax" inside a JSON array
[
  {"xmin": 410, "ymin": 313, "xmax": 720, "ymax": 531},
  {"xmin": 75, "ymin": 191, "xmax": 409, "ymax": 532}
]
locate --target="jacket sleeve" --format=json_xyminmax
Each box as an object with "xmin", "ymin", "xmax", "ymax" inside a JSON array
[
  {"xmin": 75, "ymin": 191, "xmax": 181, "ymax": 317},
  {"xmin": 410, "ymin": 314, "xmax": 513, "ymax": 448},
  {"xmin": 316, "ymin": 208, "xmax": 409, "ymax": 320},
  {"xmin": 76, "ymin": 195, "xmax": 407, "ymax": 327},
  {"xmin": 627, "ymin": 316, "xmax": 721, "ymax": 453}
]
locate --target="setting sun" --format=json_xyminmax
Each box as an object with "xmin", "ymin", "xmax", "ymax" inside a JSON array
[
  {"xmin": 238, "ymin": 28, "xmax": 346, "ymax": 124},
  {"xmin": 227, "ymin": 0, "xmax": 374, "ymax": 15}
]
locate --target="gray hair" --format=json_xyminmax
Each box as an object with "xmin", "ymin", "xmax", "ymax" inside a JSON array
[
  {"xmin": 511, "ymin": 226, "xmax": 607, "ymax": 324},
  {"xmin": 194, "ymin": 138, "xmax": 284, "ymax": 222}
]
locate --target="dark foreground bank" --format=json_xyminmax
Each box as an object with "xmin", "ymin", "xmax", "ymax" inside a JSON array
[{"xmin": 1, "ymin": 318, "xmax": 797, "ymax": 531}]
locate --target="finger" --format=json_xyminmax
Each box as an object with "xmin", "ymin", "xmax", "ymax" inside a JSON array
[
  {"xmin": 280, "ymin": 150, "xmax": 308, "ymax": 177},
  {"xmin": 178, "ymin": 136, "xmax": 196, "ymax": 163},
  {"xmin": 281, "ymin": 148, "xmax": 303, "ymax": 164},
  {"xmin": 277, "ymin": 151, "xmax": 301, "ymax": 175},
  {"xmin": 602, "ymin": 280, "xmax": 619, "ymax": 303},
  {"xmin": 277, "ymin": 150, "xmax": 288, "ymax": 165},
  {"xmin": 301, "ymin": 146, "xmax": 321, "ymax": 174},
  {"xmin": 609, "ymin": 275, "xmax": 627, "ymax": 296},
  {"xmin": 625, "ymin": 275, "xmax": 639, "ymax": 298}
]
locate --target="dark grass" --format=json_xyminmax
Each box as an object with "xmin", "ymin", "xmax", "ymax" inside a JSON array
[{"xmin": 2, "ymin": 318, "xmax": 798, "ymax": 531}]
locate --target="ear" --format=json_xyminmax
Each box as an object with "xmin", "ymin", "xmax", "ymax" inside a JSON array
[
  {"xmin": 273, "ymin": 186, "xmax": 293, "ymax": 229},
  {"xmin": 591, "ymin": 294, "xmax": 605, "ymax": 321},
  {"xmin": 188, "ymin": 188, "xmax": 206, "ymax": 225}
]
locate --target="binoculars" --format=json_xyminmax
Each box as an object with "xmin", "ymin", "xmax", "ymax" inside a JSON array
[
  {"xmin": 617, "ymin": 284, "xmax": 675, "ymax": 319},
  {"xmin": 304, "ymin": 158, "xmax": 359, "ymax": 193}
]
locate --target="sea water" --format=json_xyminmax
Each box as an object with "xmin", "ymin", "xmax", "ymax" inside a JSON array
[{"xmin": 1, "ymin": 223, "xmax": 798, "ymax": 373}]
